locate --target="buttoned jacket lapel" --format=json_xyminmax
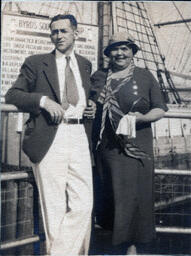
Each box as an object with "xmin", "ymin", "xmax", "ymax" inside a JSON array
[
  {"xmin": 42, "ymin": 51, "xmax": 61, "ymax": 103},
  {"xmin": 42, "ymin": 52, "xmax": 91, "ymax": 104},
  {"xmin": 75, "ymin": 53, "xmax": 91, "ymax": 102}
]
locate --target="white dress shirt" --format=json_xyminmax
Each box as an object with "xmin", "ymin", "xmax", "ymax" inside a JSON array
[{"xmin": 41, "ymin": 49, "xmax": 86, "ymax": 119}]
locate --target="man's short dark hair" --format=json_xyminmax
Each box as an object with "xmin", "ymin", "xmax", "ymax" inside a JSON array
[{"xmin": 49, "ymin": 14, "xmax": 78, "ymax": 30}]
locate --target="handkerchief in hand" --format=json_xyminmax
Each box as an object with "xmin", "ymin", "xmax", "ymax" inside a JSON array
[{"xmin": 116, "ymin": 114, "xmax": 136, "ymax": 138}]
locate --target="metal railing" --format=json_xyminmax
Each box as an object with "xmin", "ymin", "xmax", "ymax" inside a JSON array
[
  {"xmin": 1, "ymin": 104, "xmax": 191, "ymax": 252},
  {"xmin": 1, "ymin": 103, "xmax": 191, "ymax": 118}
]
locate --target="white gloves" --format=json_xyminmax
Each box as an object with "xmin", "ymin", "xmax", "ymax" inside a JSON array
[{"xmin": 116, "ymin": 114, "xmax": 136, "ymax": 138}]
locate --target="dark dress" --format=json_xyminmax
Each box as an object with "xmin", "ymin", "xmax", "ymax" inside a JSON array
[{"xmin": 91, "ymin": 67, "xmax": 168, "ymax": 246}]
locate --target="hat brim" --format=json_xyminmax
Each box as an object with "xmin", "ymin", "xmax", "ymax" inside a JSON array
[{"xmin": 104, "ymin": 41, "xmax": 140, "ymax": 57}]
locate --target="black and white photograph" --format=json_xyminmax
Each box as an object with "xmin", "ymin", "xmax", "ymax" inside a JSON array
[{"xmin": 1, "ymin": 1, "xmax": 191, "ymax": 255}]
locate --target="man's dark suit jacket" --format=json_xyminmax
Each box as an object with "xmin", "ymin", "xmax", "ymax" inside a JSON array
[{"xmin": 5, "ymin": 51, "xmax": 93, "ymax": 163}]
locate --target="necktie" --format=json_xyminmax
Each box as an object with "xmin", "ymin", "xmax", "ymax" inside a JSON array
[{"xmin": 62, "ymin": 56, "xmax": 79, "ymax": 110}]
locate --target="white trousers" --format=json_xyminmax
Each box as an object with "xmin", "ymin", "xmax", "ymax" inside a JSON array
[{"xmin": 32, "ymin": 123, "xmax": 93, "ymax": 256}]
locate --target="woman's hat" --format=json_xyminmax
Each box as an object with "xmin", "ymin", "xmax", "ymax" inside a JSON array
[{"xmin": 104, "ymin": 32, "xmax": 140, "ymax": 57}]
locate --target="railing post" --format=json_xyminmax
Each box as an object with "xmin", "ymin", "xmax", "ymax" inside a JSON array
[{"xmin": 33, "ymin": 182, "xmax": 41, "ymax": 255}]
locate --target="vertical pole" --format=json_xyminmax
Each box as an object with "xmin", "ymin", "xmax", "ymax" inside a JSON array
[
  {"xmin": 3, "ymin": 113, "xmax": 9, "ymax": 165},
  {"xmin": 102, "ymin": 2, "xmax": 112, "ymax": 68},
  {"xmin": 111, "ymin": 2, "xmax": 118, "ymax": 34},
  {"xmin": 97, "ymin": 2, "xmax": 104, "ymax": 69},
  {"xmin": 8, "ymin": 2, "xmax": 12, "ymax": 11},
  {"xmin": 16, "ymin": 113, "xmax": 23, "ymax": 169},
  {"xmin": 33, "ymin": 182, "xmax": 40, "ymax": 255}
]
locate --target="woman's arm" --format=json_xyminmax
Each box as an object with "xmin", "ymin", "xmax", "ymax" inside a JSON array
[{"xmin": 129, "ymin": 108, "xmax": 165, "ymax": 123}]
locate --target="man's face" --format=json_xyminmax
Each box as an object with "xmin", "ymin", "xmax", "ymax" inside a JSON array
[
  {"xmin": 50, "ymin": 19, "xmax": 78, "ymax": 55},
  {"xmin": 110, "ymin": 44, "xmax": 133, "ymax": 70}
]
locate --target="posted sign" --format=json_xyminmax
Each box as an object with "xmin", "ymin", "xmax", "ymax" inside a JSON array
[{"xmin": 1, "ymin": 13, "xmax": 99, "ymax": 99}]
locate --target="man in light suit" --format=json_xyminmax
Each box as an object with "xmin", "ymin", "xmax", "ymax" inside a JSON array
[{"xmin": 6, "ymin": 14, "xmax": 96, "ymax": 255}]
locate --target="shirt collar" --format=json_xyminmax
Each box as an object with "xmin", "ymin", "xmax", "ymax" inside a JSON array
[{"xmin": 55, "ymin": 49, "xmax": 75, "ymax": 61}]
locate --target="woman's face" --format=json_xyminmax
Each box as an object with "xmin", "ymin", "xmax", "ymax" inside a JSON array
[{"xmin": 109, "ymin": 44, "xmax": 133, "ymax": 70}]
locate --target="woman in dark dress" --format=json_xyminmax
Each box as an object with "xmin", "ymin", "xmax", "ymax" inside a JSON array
[{"xmin": 91, "ymin": 32, "xmax": 168, "ymax": 254}]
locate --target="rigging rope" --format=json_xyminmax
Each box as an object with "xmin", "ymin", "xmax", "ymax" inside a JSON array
[
  {"xmin": 166, "ymin": 28, "xmax": 179, "ymax": 68},
  {"xmin": 176, "ymin": 32, "xmax": 189, "ymax": 72},
  {"xmin": 137, "ymin": 3, "xmax": 158, "ymax": 66},
  {"xmin": 137, "ymin": 2, "xmax": 170, "ymax": 103},
  {"xmin": 144, "ymin": 3, "xmax": 182, "ymax": 104},
  {"xmin": 172, "ymin": 2, "xmax": 191, "ymax": 34},
  {"xmin": 128, "ymin": 3, "xmax": 148, "ymax": 69}
]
